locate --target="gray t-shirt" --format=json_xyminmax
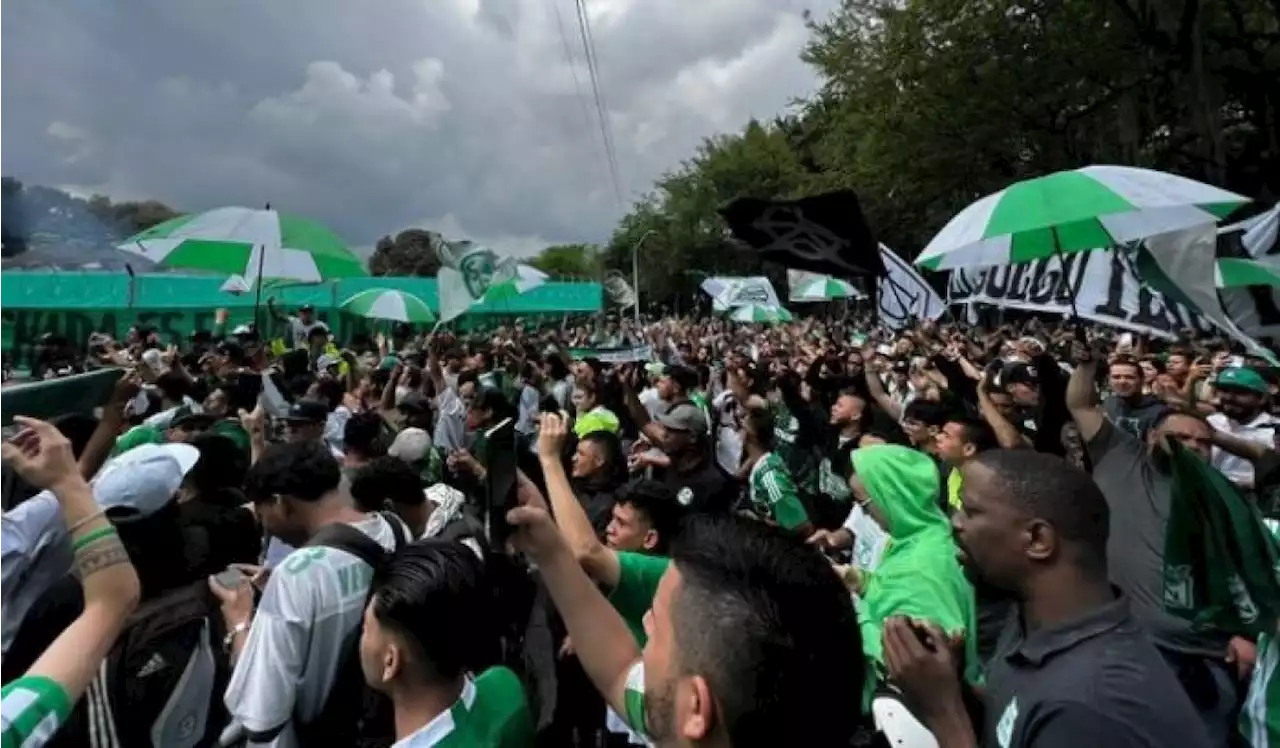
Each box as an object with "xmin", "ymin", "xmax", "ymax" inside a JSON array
[
  {"xmin": 1102, "ymin": 395, "xmax": 1168, "ymax": 441},
  {"xmin": 1086, "ymin": 421, "xmax": 1229, "ymax": 657}
]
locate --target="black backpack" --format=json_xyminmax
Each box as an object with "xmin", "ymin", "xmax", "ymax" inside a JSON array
[
  {"xmin": 63, "ymin": 580, "xmax": 232, "ymax": 748},
  {"xmin": 292, "ymin": 513, "xmax": 409, "ymax": 748}
]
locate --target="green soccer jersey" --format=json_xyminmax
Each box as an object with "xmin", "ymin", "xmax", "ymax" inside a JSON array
[
  {"xmin": 1, "ymin": 675, "xmax": 72, "ymax": 748},
  {"xmin": 110, "ymin": 424, "xmax": 164, "ymax": 456},
  {"xmin": 1240, "ymin": 519, "xmax": 1280, "ymax": 746},
  {"xmin": 391, "ymin": 666, "xmax": 534, "ymax": 748},
  {"xmin": 748, "ymin": 452, "xmax": 809, "ymax": 530},
  {"xmin": 609, "ymin": 551, "xmax": 671, "ymax": 646}
]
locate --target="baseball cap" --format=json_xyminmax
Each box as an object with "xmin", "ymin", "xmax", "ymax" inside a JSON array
[
  {"xmin": 1216, "ymin": 366, "xmax": 1269, "ymax": 394},
  {"xmin": 1002, "ymin": 362, "xmax": 1040, "ymax": 388},
  {"xmin": 299, "ymin": 304, "xmax": 315, "ymax": 312},
  {"xmin": 388, "ymin": 427, "xmax": 432, "ymax": 464},
  {"xmin": 658, "ymin": 402, "xmax": 708, "ymax": 436},
  {"xmin": 282, "ymin": 399, "xmax": 329, "ymax": 423},
  {"xmin": 378, "ymin": 354, "xmax": 402, "ymax": 371},
  {"xmin": 316, "ymin": 353, "xmax": 343, "ymax": 371},
  {"xmin": 92, "ymin": 443, "xmax": 201, "ymax": 520}
]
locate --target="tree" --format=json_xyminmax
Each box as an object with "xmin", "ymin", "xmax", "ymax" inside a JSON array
[
  {"xmin": 604, "ymin": 0, "xmax": 1279, "ymax": 294},
  {"xmin": 369, "ymin": 228, "xmax": 443, "ymax": 276},
  {"xmin": 527, "ymin": 243, "xmax": 602, "ymax": 279}
]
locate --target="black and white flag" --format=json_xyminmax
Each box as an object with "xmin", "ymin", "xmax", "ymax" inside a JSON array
[{"xmin": 719, "ymin": 190, "xmax": 883, "ymax": 279}]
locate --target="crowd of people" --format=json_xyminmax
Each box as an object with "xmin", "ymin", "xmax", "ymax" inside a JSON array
[{"xmin": 3, "ymin": 300, "xmax": 1280, "ymax": 748}]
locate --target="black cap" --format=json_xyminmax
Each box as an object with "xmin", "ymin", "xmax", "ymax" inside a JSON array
[
  {"xmin": 169, "ymin": 407, "xmax": 217, "ymax": 432},
  {"xmin": 1002, "ymin": 362, "xmax": 1040, "ymax": 388},
  {"xmin": 283, "ymin": 399, "xmax": 329, "ymax": 423}
]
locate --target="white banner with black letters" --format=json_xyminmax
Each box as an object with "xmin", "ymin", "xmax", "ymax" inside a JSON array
[
  {"xmin": 947, "ymin": 250, "xmax": 1214, "ymax": 339},
  {"xmin": 700, "ymin": 276, "xmax": 781, "ymax": 311}
]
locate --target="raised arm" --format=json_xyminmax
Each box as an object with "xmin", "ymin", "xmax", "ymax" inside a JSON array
[{"xmin": 1065, "ymin": 341, "xmax": 1105, "ymax": 443}]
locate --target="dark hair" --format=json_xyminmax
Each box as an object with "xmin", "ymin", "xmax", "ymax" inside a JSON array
[
  {"xmin": 370, "ymin": 540, "xmax": 491, "ymax": 684},
  {"xmin": 615, "ymin": 479, "xmax": 685, "ymax": 553},
  {"xmin": 545, "ymin": 356, "xmax": 569, "ymax": 381},
  {"xmin": 579, "ymin": 429, "xmax": 628, "ymax": 487},
  {"xmin": 667, "ymin": 514, "xmax": 863, "ymax": 746},
  {"xmin": 350, "ymin": 456, "xmax": 425, "ymax": 513},
  {"xmin": 315, "ymin": 378, "xmax": 344, "ymax": 411},
  {"xmin": 946, "ymin": 417, "xmax": 999, "ymax": 454},
  {"xmin": 1149, "ymin": 407, "xmax": 1210, "ymax": 434},
  {"xmin": 184, "ymin": 433, "xmax": 249, "ymax": 499},
  {"xmin": 344, "ymin": 411, "xmax": 389, "ymax": 460},
  {"xmin": 903, "ymin": 399, "xmax": 950, "ymax": 427},
  {"xmin": 155, "ymin": 371, "xmax": 191, "ymax": 402},
  {"xmin": 970, "ymin": 449, "xmax": 1110, "ymax": 571},
  {"xmin": 221, "ymin": 371, "xmax": 263, "ymax": 414},
  {"xmin": 743, "ymin": 405, "xmax": 777, "ymax": 451},
  {"xmin": 245, "ymin": 441, "xmax": 341, "ymax": 503}
]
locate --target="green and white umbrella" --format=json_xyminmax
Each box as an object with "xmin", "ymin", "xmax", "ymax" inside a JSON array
[
  {"xmin": 119, "ymin": 206, "xmax": 366, "ymax": 283},
  {"xmin": 341, "ymin": 288, "xmax": 435, "ymax": 323},
  {"xmin": 788, "ymin": 270, "xmax": 864, "ymax": 302},
  {"xmin": 915, "ymin": 165, "xmax": 1249, "ymax": 271},
  {"xmin": 728, "ymin": 304, "xmax": 793, "ymax": 324},
  {"xmin": 1216, "ymin": 258, "xmax": 1280, "ymax": 289}
]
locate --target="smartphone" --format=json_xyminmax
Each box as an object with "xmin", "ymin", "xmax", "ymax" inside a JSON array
[
  {"xmin": 483, "ymin": 417, "xmax": 518, "ymax": 546},
  {"xmin": 213, "ymin": 567, "xmax": 249, "ymax": 590}
]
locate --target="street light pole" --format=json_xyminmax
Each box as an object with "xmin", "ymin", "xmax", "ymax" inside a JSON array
[{"xmin": 632, "ymin": 229, "xmax": 657, "ymax": 326}]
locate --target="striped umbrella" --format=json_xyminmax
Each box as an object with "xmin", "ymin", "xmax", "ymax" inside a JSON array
[
  {"xmin": 1216, "ymin": 258, "xmax": 1280, "ymax": 289},
  {"xmin": 119, "ymin": 206, "xmax": 366, "ymax": 283},
  {"xmin": 728, "ymin": 304, "xmax": 793, "ymax": 324},
  {"xmin": 915, "ymin": 166, "xmax": 1248, "ymax": 271},
  {"xmin": 341, "ymin": 288, "xmax": 436, "ymax": 323},
  {"xmin": 789, "ymin": 271, "xmax": 864, "ymax": 302}
]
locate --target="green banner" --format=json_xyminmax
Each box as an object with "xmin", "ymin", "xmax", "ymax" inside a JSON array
[{"xmin": 1, "ymin": 368, "xmax": 124, "ymax": 427}]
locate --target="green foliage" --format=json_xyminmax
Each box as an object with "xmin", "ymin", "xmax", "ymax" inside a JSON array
[
  {"xmin": 527, "ymin": 243, "xmax": 602, "ymax": 279},
  {"xmin": 369, "ymin": 228, "xmax": 442, "ymax": 276},
  {"xmin": 606, "ymin": 0, "xmax": 1280, "ymax": 301}
]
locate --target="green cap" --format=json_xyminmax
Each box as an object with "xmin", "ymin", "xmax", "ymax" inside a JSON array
[
  {"xmin": 378, "ymin": 355, "xmax": 401, "ymax": 371},
  {"xmin": 1215, "ymin": 367, "xmax": 1269, "ymax": 394}
]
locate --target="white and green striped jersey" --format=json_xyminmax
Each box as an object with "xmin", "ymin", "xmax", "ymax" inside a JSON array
[
  {"xmin": 391, "ymin": 667, "xmax": 534, "ymax": 747},
  {"xmin": 620, "ymin": 661, "xmax": 651, "ymax": 744},
  {"xmin": 1, "ymin": 675, "xmax": 71, "ymax": 748},
  {"xmin": 1240, "ymin": 519, "xmax": 1280, "ymax": 746},
  {"xmin": 748, "ymin": 452, "xmax": 809, "ymax": 530}
]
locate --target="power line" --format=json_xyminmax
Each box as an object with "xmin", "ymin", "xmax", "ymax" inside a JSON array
[
  {"xmin": 572, "ymin": 0, "xmax": 625, "ymax": 207},
  {"xmin": 547, "ymin": 0, "xmax": 594, "ymax": 133}
]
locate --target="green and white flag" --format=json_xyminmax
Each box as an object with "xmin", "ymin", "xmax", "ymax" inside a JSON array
[
  {"xmin": 1217, "ymin": 257, "xmax": 1280, "ymax": 289},
  {"xmin": 1137, "ymin": 225, "xmax": 1277, "ymax": 364},
  {"xmin": 436, "ymin": 241, "xmax": 519, "ymax": 322}
]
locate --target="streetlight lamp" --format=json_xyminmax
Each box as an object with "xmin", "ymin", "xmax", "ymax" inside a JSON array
[{"xmin": 632, "ymin": 229, "xmax": 657, "ymax": 326}]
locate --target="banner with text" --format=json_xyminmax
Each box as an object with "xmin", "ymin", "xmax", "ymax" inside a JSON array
[{"xmin": 947, "ymin": 250, "xmax": 1214, "ymax": 339}]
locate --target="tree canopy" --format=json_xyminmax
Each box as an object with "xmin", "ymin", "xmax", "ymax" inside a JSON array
[
  {"xmin": 526, "ymin": 243, "xmax": 601, "ymax": 279},
  {"xmin": 602, "ymin": 0, "xmax": 1280, "ymax": 306}
]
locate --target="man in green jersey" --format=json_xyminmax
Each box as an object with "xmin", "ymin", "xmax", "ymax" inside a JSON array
[
  {"xmin": 359, "ymin": 540, "xmax": 534, "ymax": 747},
  {"xmin": 741, "ymin": 406, "xmax": 813, "ymax": 536},
  {"xmin": 509, "ymin": 462, "xmax": 864, "ymax": 747}
]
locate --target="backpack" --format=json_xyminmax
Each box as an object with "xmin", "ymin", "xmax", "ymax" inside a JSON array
[
  {"xmin": 69, "ymin": 580, "xmax": 231, "ymax": 748},
  {"xmin": 292, "ymin": 513, "xmax": 409, "ymax": 748}
]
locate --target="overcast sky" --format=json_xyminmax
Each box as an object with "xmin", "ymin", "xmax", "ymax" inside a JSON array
[{"xmin": 2, "ymin": 0, "xmax": 835, "ymax": 256}]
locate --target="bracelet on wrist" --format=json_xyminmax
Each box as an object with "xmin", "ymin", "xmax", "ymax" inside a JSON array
[
  {"xmin": 72, "ymin": 526, "xmax": 119, "ymax": 553},
  {"xmin": 67, "ymin": 509, "xmax": 108, "ymax": 535}
]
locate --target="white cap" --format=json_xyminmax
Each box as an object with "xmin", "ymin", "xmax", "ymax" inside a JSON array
[
  {"xmin": 388, "ymin": 427, "xmax": 431, "ymax": 464},
  {"xmin": 92, "ymin": 443, "xmax": 201, "ymax": 520}
]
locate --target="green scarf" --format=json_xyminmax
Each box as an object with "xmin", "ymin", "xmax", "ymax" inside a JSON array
[{"xmin": 1163, "ymin": 441, "xmax": 1280, "ymax": 637}]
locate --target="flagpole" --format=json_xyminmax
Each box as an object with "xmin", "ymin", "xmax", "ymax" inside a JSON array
[{"xmin": 633, "ymin": 230, "xmax": 657, "ymax": 326}]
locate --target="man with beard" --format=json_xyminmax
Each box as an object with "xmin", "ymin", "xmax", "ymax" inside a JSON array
[
  {"xmin": 886, "ymin": 448, "xmax": 1210, "ymax": 747},
  {"xmin": 1207, "ymin": 366, "xmax": 1278, "ymax": 490},
  {"xmin": 1103, "ymin": 356, "xmax": 1169, "ymax": 440},
  {"xmin": 1067, "ymin": 341, "xmax": 1243, "ymax": 745}
]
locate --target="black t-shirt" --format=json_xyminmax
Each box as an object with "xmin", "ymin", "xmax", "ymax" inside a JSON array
[{"xmin": 656, "ymin": 458, "xmax": 737, "ymax": 514}]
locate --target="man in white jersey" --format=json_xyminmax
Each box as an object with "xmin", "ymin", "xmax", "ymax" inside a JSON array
[{"xmin": 215, "ymin": 441, "xmax": 407, "ymax": 748}]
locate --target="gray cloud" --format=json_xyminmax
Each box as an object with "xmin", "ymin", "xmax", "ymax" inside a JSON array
[{"xmin": 2, "ymin": 0, "xmax": 835, "ymax": 256}]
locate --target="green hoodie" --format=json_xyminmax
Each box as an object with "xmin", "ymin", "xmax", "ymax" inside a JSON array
[{"xmin": 851, "ymin": 444, "xmax": 980, "ymax": 706}]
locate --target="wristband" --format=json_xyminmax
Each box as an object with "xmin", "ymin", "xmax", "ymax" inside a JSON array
[
  {"xmin": 67, "ymin": 510, "xmax": 107, "ymax": 535},
  {"xmin": 72, "ymin": 526, "xmax": 118, "ymax": 553},
  {"xmin": 223, "ymin": 619, "xmax": 251, "ymax": 653}
]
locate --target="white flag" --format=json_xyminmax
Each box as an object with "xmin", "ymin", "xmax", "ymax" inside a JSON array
[
  {"xmin": 699, "ymin": 276, "xmax": 781, "ymax": 311},
  {"xmin": 436, "ymin": 240, "xmax": 518, "ymax": 322},
  {"xmin": 604, "ymin": 271, "xmax": 637, "ymax": 308},
  {"xmin": 878, "ymin": 244, "xmax": 945, "ymax": 329}
]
